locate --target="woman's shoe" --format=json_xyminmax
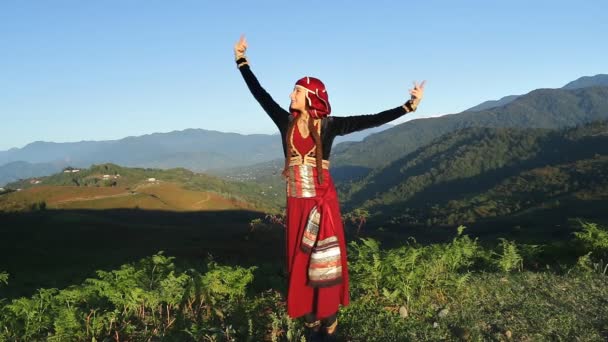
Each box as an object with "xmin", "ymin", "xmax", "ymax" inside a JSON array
[
  {"xmin": 323, "ymin": 318, "xmax": 338, "ymax": 341},
  {"xmin": 304, "ymin": 320, "xmax": 323, "ymax": 342}
]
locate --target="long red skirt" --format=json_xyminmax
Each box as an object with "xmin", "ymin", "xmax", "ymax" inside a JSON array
[{"xmin": 285, "ymin": 173, "xmax": 350, "ymax": 319}]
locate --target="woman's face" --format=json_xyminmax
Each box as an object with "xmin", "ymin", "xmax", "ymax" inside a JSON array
[{"xmin": 289, "ymin": 86, "xmax": 307, "ymax": 112}]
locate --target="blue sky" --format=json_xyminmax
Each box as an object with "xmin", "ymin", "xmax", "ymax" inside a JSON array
[{"xmin": 1, "ymin": 0, "xmax": 606, "ymax": 151}]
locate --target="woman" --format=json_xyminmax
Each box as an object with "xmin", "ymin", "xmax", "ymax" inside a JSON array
[{"xmin": 234, "ymin": 35, "xmax": 424, "ymax": 340}]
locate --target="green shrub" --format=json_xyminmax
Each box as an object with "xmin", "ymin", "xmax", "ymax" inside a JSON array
[
  {"xmin": 0, "ymin": 253, "xmax": 258, "ymax": 341},
  {"xmin": 348, "ymin": 226, "xmax": 479, "ymax": 314},
  {"xmin": 493, "ymin": 238, "xmax": 523, "ymax": 272},
  {"xmin": 2, "ymin": 221, "xmax": 608, "ymax": 341},
  {"xmin": 574, "ymin": 221, "xmax": 608, "ymax": 258}
]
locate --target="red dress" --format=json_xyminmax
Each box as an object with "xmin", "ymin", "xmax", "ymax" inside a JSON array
[{"xmin": 285, "ymin": 123, "xmax": 350, "ymax": 319}]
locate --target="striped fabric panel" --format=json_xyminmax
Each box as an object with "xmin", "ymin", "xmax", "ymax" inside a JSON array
[
  {"xmin": 308, "ymin": 236, "xmax": 343, "ymax": 287},
  {"xmin": 300, "ymin": 206, "xmax": 320, "ymax": 253}
]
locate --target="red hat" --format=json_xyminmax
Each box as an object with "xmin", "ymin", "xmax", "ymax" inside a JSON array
[{"xmin": 294, "ymin": 76, "xmax": 331, "ymax": 119}]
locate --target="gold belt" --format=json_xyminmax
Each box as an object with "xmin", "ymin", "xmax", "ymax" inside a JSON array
[{"xmin": 288, "ymin": 156, "xmax": 330, "ymax": 169}]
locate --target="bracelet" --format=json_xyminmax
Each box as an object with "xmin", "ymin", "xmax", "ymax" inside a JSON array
[
  {"xmin": 403, "ymin": 100, "xmax": 415, "ymax": 113},
  {"xmin": 236, "ymin": 57, "xmax": 249, "ymax": 68},
  {"xmin": 403, "ymin": 98, "xmax": 420, "ymax": 113}
]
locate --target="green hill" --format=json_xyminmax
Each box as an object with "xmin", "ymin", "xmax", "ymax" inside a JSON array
[
  {"xmin": 1, "ymin": 163, "xmax": 282, "ymax": 212},
  {"xmin": 331, "ymin": 86, "xmax": 608, "ymax": 175},
  {"xmin": 465, "ymin": 74, "xmax": 608, "ymax": 112},
  {"xmin": 340, "ymin": 121, "xmax": 608, "ymax": 225}
]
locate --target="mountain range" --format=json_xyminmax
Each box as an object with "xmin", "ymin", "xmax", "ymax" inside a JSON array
[
  {"xmin": 329, "ymin": 76, "xmax": 608, "ymax": 175},
  {"xmin": 219, "ymin": 75, "xmax": 608, "ymax": 184},
  {"xmin": 465, "ymin": 74, "xmax": 608, "ymax": 112},
  {"xmin": 0, "ymin": 124, "xmax": 391, "ymax": 186},
  {"xmin": 1, "ymin": 74, "xmax": 606, "ymax": 190}
]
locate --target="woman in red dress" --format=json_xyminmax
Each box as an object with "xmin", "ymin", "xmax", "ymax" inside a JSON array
[{"xmin": 234, "ymin": 35, "xmax": 424, "ymax": 340}]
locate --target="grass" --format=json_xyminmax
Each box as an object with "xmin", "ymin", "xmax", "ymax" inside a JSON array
[
  {"xmin": 1, "ymin": 239, "xmax": 607, "ymax": 341},
  {"xmin": 0, "ymin": 182, "xmax": 258, "ymax": 211},
  {"xmin": 341, "ymin": 272, "xmax": 608, "ymax": 341},
  {"xmin": 1, "ymin": 207, "xmax": 607, "ymax": 341}
]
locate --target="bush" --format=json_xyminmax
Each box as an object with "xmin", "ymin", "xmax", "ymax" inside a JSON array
[
  {"xmin": 574, "ymin": 221, "xmax": 608, "ymax": 259},
  {"xmin": 348, "ymin": 226, "xmax": 480, "ymax": 314},
  {"xmin": 0, "ymin": 253, "xmax": 261, "ymax": 341},
  {"xmin": 2, "ymin": 221, "xmax": 608, "ymax": 341},
  {"xmin": 493, "ymin": 238, "xmax": 523, "ymax": 272}
]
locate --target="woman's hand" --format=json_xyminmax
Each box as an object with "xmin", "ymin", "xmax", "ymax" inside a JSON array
[
  {"xmin": 409, "ymin": 80, "xmax": 425, "ymax": 101},
  {"xmin": 234, "ymin": 34, "xmax": 248, "ymax": 60},
  {"xmin": 404, "ymin": 80, "xmax": 426, "ymax": 112}
]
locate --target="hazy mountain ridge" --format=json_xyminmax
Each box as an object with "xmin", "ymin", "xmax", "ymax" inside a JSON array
[
  {"xmin": 209, "ymin": 80, "xmax": 608, "ymax": 186},
  {"xmin": 2, "ymin": 74, "xmax": 606, "ymax": 188},
  {"xmin": 464, "ymin": 74, "xmax": 608, "ymax": 112},
  {"xmin": 0, "ymin": 129, "xmax": 282, "ymax": 168},
  {"xmin": 0, "ymin": 161, "xmax": 69, "ymax": 188},
  {"xmin": 0, "ymin": 125, "xmax": 392, "ymax": 187},
  {"xmin": 466, "ymin": 95, "xmax": 521, "ymax": 112},
  {"xmin": 562, "ymin": 74, "xmax": 608, "ymax": 90}
]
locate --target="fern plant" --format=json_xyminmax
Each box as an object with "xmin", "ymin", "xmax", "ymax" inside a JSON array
[
  {"xmin": 0, "ymin": 252, "xmax": 259, "ymax": 341},
  {"xmin": 574, "ymin": 221, "xmax": 608, "ymax": 259},
  {"xmin": 348, "ymin": 226, "xmax": 480, "ymax": 315},
  {"xmin": 493, "ymin": 239, "xmax": 523, "ymax": 272}
]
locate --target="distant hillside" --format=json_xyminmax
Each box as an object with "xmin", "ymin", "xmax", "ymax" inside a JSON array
[
  {"xmin": 3, "ymin": 75, "xmax": 606, "ymax": 188},
  {"xmin": 331, "ymin": 86, "xmax": 608, "ymax": 175},
  {"xmin": 465, "ymin": 74, "xmax": 608, "ymax": 112},
  {"xmin": 0, "ymin": 163, "xmax": 282, "ymax": 212},
  {"xmin": 0, "ymin": 129, "xmax": 283, "ymax": 172},
  {"xmin": 213, "ymin": 85, "xmax": 608, "ymax": 186},
  {"xmin": 423, "ymin": 156, "xmax": 608, "ymax": 225},
  {"xmin": 0, "ymin": 125, "xmax": 391, "ymax": 187},
  {"xmin": 340, "ymin": 121, "xmax": 608, "ymax": 225},
  {"xmin": 562, "ymin": 74, "xmax": 608, "ymax": 90},
  {"xmin": 466, "ymin": 95, "xmax": 521, "ymax": 112},
  {"xmin": 0, "ymin": 160, "xmax": 68, "ymax": 187},
  {"xmin": 334, "ymin": 124, "xmax": 392, "ymax": 144}
]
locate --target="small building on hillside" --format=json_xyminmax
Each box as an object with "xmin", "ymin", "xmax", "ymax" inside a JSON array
[{"xmin": 147, "ymin": 178, "xmax": 157, "ymax": 182}]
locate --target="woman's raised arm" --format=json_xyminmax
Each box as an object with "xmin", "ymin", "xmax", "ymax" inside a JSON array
[
  {"xmin": 234, "ymin": 35, "xmax": 289, "ymax": 129},
  {"xmin": 329, "ymin": 81, "xmax": 425, "ymax": 136}
]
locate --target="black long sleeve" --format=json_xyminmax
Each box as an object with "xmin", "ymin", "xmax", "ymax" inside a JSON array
[
  {"xmin": 328, "ymin": 106, "xmax": 408, "ymax": 136},
  {"xmin": 238, "ymin": 64, "xmax": 290, "ymax": 131}
]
